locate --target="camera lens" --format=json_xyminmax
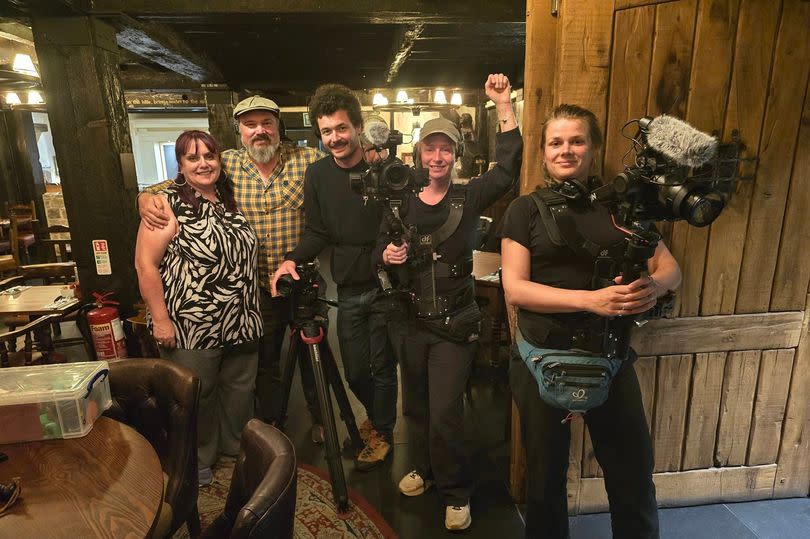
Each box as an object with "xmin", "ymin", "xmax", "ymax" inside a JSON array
[
  {"xmin": 384, "ymin": 162, "xmax": 410, "ymax": 191},
  {"xmin": 276, "ymin": 274, "xmax": 296, "ymax": 297},
  {"xmin": 682, "ymin": 191, "xmax": 724, "ymax": 227}
]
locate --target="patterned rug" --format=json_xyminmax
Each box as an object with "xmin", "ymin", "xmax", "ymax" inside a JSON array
[{"xmin": 174, "ymin": 458, "xmax": 398, "ymax": 538}]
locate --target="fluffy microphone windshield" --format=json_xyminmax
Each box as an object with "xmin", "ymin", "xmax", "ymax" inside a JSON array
[
  {"xmin": 366, "ymin": 119, "xmax": 391, "ymax": 147},
  {"xmin": 645, "ymin": 115, "xmax": 718, "ymax": 168}
]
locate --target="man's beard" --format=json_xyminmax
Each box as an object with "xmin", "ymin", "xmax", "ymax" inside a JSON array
[{"xmin": 245, "ymin": 136, "xmax": 280, "ymax": 164}]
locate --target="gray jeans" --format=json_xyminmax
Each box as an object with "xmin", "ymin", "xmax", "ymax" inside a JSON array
[{"xmin": 162, "ymin": 339, "xmax": 259, "ymax": 468}]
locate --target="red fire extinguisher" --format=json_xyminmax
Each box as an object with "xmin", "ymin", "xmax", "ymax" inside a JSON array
[{"xmin": 86, "ymin": 292, "xmax": 128, "ymax": 360}]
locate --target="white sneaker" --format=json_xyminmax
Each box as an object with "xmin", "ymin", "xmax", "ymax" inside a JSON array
[
  {"xmin": 445, "ymin": 503, "xmax": 471, "ymax": 530},
  {"xmin": 398, "ymin": 470, "xmax": 434, "ymax": 496}
]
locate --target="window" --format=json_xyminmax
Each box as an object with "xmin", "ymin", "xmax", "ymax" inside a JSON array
[{"xmin": 155, "ymin": 142, "xmax": 178, "ymax": 181}]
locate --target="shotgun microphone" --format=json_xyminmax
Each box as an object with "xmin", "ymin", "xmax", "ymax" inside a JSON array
[{"xmin": 642, "ymin": 114, "xmax": 718, "ymax": 168}]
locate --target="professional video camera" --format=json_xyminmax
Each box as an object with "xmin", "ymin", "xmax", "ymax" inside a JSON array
[
  {"xmin": 349, "ymin": 118, "xmax": 429, "ymax": 202},
  {"xmin": 590, "ymin": 114, "xmax": 744, "ymax": 360},
  {"xmin": 592, "ymin": 114, "xmax": 737, "ymax": 228},
  {"xmin": 276, "ymin": 261, "xmax": 321, "ymax": 300}
]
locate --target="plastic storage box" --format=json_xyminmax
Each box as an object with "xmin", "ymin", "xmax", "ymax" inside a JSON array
[{"xmin": 0, "ymin": 361, "xmax": 111, "ymax": 444}]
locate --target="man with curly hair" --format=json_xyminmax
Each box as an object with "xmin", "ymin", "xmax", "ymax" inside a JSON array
[{"xmin": 272, "ymin": 84, "xmax": 396, "ymax": 469}]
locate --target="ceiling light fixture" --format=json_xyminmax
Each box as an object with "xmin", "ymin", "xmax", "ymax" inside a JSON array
[
  {"xmin": 433, "ymin": 90, "xmax": 447, "ymax": 104},
  {"xmin": 396, "ymin": 90, "xmax": 409, "ymax": 103},
  {"xmin": 5, "ymin": 92, "xmax": 21, "ymax": 105},
  {"xmin": 450, "ymin": 92, "xmax": 463, "ymax": 106},
  {"xmin": 372, "ymin": 92, "xmax": 389, "ymax": 106}
]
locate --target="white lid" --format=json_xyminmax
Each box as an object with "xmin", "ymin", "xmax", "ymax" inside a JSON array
[{"xmin": 0, "ymin": 361, "xmax": 110, "ymax": 405}]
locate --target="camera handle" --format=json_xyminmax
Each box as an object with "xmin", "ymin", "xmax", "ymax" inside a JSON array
[{"xmin": 602, "ymin": 220, "xmax": 660, "ymax": 360}]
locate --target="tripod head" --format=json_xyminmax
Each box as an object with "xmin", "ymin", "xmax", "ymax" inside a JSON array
[{"xmin": 276, "ymin": 261, "xmax": 337, "ymax": 328}]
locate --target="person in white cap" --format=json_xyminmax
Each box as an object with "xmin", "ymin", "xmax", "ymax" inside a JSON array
[
  {"xmin": 378, "ymin": 73, "xmax": 522, "ymax": 531},
  {"xmin": 138, "ymin": 95, "xmax": 328, "ymax": 454}
]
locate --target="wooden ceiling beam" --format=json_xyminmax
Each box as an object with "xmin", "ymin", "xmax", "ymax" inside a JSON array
[
  {"xmin": 87, "ymin": 0, "xmax": 525, "ymax": 23},
  {"xmin": 111, "ymin": 14, "xmax": 222, "ymax": 82},
  {"xmin": 386, "ymin": 23, "xmax": 424, "ymax": 84},
  {"xmin": 120, "ymin": 68, "xmax": 200, "ymax": 90}
]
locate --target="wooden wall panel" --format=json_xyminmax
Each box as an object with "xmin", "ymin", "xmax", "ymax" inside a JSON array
[
  {"xmin": 631, "ymin": 311, "xmax": 803, "ymax": 356},
  {"xmin": 645, "ymin": 0, "xmax": 698, "ymax": 245},
  {"xmin": 603, "ymin": 6, "xmax": 655, "ymax": 183},
  {"xmin": 736, "ymin": 0, "xmax": 810, "ymax": 313},
  {"xmin": 682, "ymin": 352, "xmax": 726, "ymax": 470},
  {"xmin": 771, "ymin": 79, "xmax": 810, "ymax": 311},
  {"xmin": 716, "ymin": 350, "xmax": 760, "ymax": 466},
  {"xmin": 579, "ymin": 464, "xmax": 776, "ymax": 513},
  {"xmin": 748, "ymin": 349, "xmax": 795, "ymax": 465},
  {"xmin": 519, "ymin": 0, "xmax": 559, "ymax": 194},
  {"xmin": 653, "ymin": 354, "xmax": 693, "ymax": 472},
  {"xmin": 670, "ymin": 0, "xmax": 740, "ymax": 317},
  {"xmin": 775, "ymin": 294, "xmax": 810, "ymax": 496},
  {"xmin": 702, "ymin": 0, "xmax": 782, "ymax": 315},
  {"xmin": 555, "ymin": 0, "xmax": 613, "ymax": 131}
]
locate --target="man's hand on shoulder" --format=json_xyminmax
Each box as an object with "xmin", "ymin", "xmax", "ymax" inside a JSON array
[{"xmin": 138, "ymin": 192, "xmax": 170, "ymax": 230}]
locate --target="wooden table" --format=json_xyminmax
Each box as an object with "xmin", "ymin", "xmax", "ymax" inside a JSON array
[
  {"xmin": 0, "ymin": 416, "xmax": 163, "ymax": 538},
  {"xmin": 0, "ymin": 284, "xmax": 79, "ymax": 316},
  {"xmin": 472, "ymin": 251, "xmax": 504, "ymax": 366}
]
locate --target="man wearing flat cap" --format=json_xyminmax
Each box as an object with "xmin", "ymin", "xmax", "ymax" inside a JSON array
[{"xmin": 138, "ymin": 95, "xmax": 327, "ymax": 441}]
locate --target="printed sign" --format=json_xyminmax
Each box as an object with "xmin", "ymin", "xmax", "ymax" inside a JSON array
[{"xmin": 92, "ymin": 239, "xmax": 112, "ymax": 275}]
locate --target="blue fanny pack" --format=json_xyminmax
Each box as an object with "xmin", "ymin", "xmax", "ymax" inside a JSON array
[{"xmin": 515, "ymin": 329, "xmax": 622, "ymax": 414}]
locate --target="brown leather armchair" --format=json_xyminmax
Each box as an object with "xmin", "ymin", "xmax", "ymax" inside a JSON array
[
  {"xmin": 201, "ymin": 419, "xmax": 297, "ymax": 539},
  {"xmin": 104, "ymin": 358, "xmax": 202, "ymax": 538}
]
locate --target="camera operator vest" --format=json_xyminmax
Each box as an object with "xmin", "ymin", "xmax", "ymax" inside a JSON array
[{"xmin": 390, "ymin": 185, "xmax": 473, "ymax": 318}]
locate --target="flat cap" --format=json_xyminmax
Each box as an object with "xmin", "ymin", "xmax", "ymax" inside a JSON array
[{"xmin": 233, "ymin": 96, "xmax": 280, "ymax": 119}]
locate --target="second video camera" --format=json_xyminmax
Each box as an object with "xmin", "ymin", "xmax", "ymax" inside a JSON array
[{"xmin": 349, "ymin": 120, "xmax": 428, "ymax": 202}]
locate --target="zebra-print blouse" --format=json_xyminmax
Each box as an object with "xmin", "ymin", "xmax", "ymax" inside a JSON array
[{"xmin": 156, "ymin": 185, "xmax": 263, "ymax": 349}]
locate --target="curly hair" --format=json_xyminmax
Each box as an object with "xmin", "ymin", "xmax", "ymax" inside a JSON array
[{"xmin": 308, "ymin": 83, "xmax": 363, "ymax": 139}]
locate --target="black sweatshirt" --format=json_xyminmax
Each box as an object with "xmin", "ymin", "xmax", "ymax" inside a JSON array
[
  {"xmin": 287, "ymin": 156, "xmax": 384, "ymax": 296},
  {"xmin": 374, "ymin": 127, "xmax": 523, "ymax": 301}
]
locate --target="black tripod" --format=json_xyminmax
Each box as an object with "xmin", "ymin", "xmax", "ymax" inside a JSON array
[{"xmin": 274, "ymin": 281, "xmax": 363, "ymax": 514}]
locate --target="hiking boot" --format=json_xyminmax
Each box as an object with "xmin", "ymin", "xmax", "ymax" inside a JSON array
[
  {"xmin": 198, "ymin": 467, "xmax": 213, "ymax": 487},
  {"xmin": 311, "ymin": 423, "xmax": 325, "ymax": 444},
  {"xmin": 398, "ymin": 470, "xmax": 434, "ymax": 497},
  {"xmin": 359, "ymin": 418, "xmax": 373, "ymax": 443},
  {"xmin": 355, "ymin": 430, "xmax": 391, "ymax": 471},
  {"xmin": 445, "ymin": 503, "xmax": 471, "ymax": 530}
]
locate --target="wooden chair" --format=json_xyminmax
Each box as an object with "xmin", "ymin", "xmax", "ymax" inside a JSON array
[
  {"xmin": 9, "ymin": 214, "xmax": 37, "ymax": 264},
  {"xmin": 41, "ymin": 225, "xmax": 72, "ymax": 262},
  {"xmin": 0, "ymin": 314, "xmax": 62, "ymax": 368},
  {"xmin": 0, "ymin": 220, "xmax": 10, "ymax": 255}
]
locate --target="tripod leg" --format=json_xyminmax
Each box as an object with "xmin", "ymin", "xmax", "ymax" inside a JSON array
[
  {"xmin": 320, "ymin": 338, "xmax": 363, "ymax": 453},
  {"xmin": 306, "ymin": 338, "xmax": 350, "ymax": 514},
  {"xmin": 274, "ymin": 332, "xmax": 300, "ymax": 430}
]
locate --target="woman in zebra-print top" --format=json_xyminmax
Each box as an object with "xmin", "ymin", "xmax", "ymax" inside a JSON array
[{"xmin": 135, "ymin": 130, "xmax": 262, "ymax": 485}]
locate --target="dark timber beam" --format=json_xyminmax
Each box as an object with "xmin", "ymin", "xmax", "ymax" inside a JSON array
[
  {"xmin": 125, "ymin": 90, "xmax": 206, "ymax": 110},
  {"xmin": 203, "ymin": 84, "xmax": 239, "ymax": 151},
  {"xmin": 120, "ymin": 68, "xmax": 200, "ymax": 90},
  {"xmin": 31, "ymin": 16, "xmax": 140, "ymax": 311},
  {"xmin": 386, "ymin": 23, "xmax": 424, "ymax": 84},
  {"xmin": 112, "ymin": 14, "xmax": 222, "ymax": 82},
  {"xmin": 87, "ymin": 0, "xmax": 525, "ymax": 23}
]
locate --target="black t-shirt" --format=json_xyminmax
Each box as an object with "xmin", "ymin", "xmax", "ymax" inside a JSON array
[
  {"xmin": 289, "ymin": 156, "xmax": 383, "ymax": 295},
  {"xmin": 498, "ymin": 192, "xmax": 626, "ymax": 348},
  {"xmin": 375, "ymin": 128, "xmax": 523, "ymax": 301}
]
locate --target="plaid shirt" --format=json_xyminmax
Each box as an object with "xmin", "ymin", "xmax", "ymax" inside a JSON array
[
  {"xmin": 147, "ymin": 144, "xmax": 325, "ymax": 292},
  {"xmin": 221, "ymin": 145, "xmax": 325, "ymax": 291}
]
